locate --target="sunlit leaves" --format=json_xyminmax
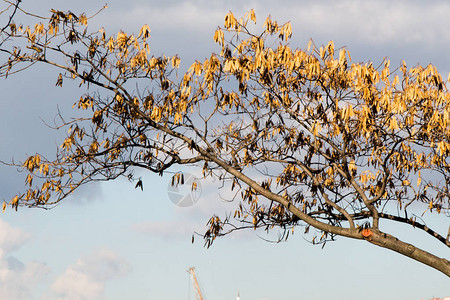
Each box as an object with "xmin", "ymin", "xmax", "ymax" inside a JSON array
[
  {"xmin": 55, "ymin": 73, "xmax": 63, "ymax": 87},
  {"xmin": 77, "ymin": 96, "xmax": 93, "ymax": 110},
  {"xmin": 188, "ymin": 61, "xmax": 203, "ymax": 76},
  {"xmin": 213, "ymin": 28, "xmax": 224, "ymax": 45},
  {"xmin": 106, "ymin": 36, "xmax": 115, "ymax": 52},
  {"xmin": 138, "ymin": 25, "xmax": 151, "ymax": 39},
  {"xmin": 171, "ymin": 55, "xmax": 180, "ymax": 68},
  {"xmin": 2, "ymin": 8, "xmax": 449, "ymax": 256},
  {"xmin": 224, "ymin": 11, "xmax": 238, "ymax": 30}
]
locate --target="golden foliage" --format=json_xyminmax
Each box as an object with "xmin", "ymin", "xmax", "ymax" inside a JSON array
[{"xmin": 1, "ymin": 6, "xmax": 449, "ymax": 271}]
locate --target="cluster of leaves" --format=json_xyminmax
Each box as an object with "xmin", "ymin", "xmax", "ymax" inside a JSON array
[
  {"xmin": 206, "ymin": 12, "xmax": 450, "ymax": 245},
  {"xmin": 0, "ymin": 2, "xmax": 449, "ymax": 275}
]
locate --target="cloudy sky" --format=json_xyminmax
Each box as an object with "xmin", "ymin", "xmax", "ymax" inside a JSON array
[{"xmin": 0, "ymin": 0, "xmax": 449, "ymax": 299}]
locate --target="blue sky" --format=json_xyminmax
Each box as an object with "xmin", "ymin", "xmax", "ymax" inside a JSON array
[{"xmin": 0, "ymin": 0, "xmax": 449, "ymax": 299}]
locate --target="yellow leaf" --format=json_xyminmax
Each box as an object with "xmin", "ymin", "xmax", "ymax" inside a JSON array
[
  {"xmin": 327, "ymin": 40, "xmax": 334, "ymax": 57},
  {"xmin": 79, "ymin": 14, "xmax": 88, "ymax": 26},
  {"xmin": 388, "ymin": 117, "xmax": 399, "ymax": 131},
  {"xmin": 319, "ymin": 47, "xmax": 325, "ymax": 60},
  {"xmin": 55, "ymin": 73, "xmax": 63, "ymax": 87},
  {"xmin": 437, "ymin": 141, "xmax": 447, "ymax": 156},
  {"xmin": 171, "ymin": 55, "xmax": 180, "ymax": 68},
  {"xmin": 339, "ymin": 49, "xmax": 346, "ymax": 65},
  {"xmin": 307, "ymin": 40, "xmax": 312, "ymax": 52},
  {"xmin": 283, "ymin": 22, "xmax": 292, "ymax": 40},
  {"xmin": 224, "ymin": 11, "xmax": 236, "ymax": 30},
  {"xmin": 106, "ymin": 37, "xmax": 115, "ymax": 52},
  {"xmin": 27, "ymin": 45, "xmax": 43, "ymax": 53},
  {"xmin": 392, "ymin": 75, "xmax": 399, "ymax": 86},
  {"xmin": 312, "ymin": 121, "xmax": 321, "ymax": 136},
  {"xmin": 213, "ymin": 28, "xmax": 224, "ymax": 45},
  {"xmin": 249, "ymin": 9, "xmax": 256, "ymax": 23},
  {"xmin": 348, "ymin": 160, "xmax": 357, "ymax": 173},
  {"xmin": 26, "ymin": 174, "xmax": 33, "ymax": 186},
  {"xmin": 138, "ymin": 25, "xmax": 151, "ymax": 39}
]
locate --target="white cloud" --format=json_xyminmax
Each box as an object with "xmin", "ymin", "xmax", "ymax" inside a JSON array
[
  {"xmin": 65, "ymin": 181, "xmax": 105, "ymax": 206},
  {"xmin": 98, "ymin": 0, "xmax": 450, "ymax": 47},
  {"xmin": 279, "ymin": 0, "xmax": 450, "ymax": 46},
  {"xmin": 121, "ymin": 1, "xmax": 224, "ymax": 32},
  {"xmin": 46, "ymin": 249, "xmax": 130, "ymax": 300},
  {"xmin": 0, "ymin": 219, "xmax": 31, "ymax": 254},
  {"xmin": 0, "ymin": 219, "xmax": 50, "ymax": 300},
  {"xmin": 49, "ymin": 269, "xmax": 103, "ymax": 300},
  {"xmin": 0, "ymin": 257, "xmax": 50, "ymax": 300}
]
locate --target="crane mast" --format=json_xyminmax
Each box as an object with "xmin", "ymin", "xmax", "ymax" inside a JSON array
[{"xmin": 187, "ymin": 267, "xmax": 203, "ymax": 300}]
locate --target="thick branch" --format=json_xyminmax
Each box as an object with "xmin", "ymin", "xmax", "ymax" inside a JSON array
[{"xmin": 366, "ymin": 229, "xmax": 450, "ymax": 277}]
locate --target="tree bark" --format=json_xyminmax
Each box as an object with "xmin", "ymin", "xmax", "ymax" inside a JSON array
[{"xmin": 365, "ymin": 229, "xmax": 450, "ymax": 277}]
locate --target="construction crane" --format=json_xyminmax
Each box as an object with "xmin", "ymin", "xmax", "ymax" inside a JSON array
[{"xmin": 187, "ymin": 267, "xmax": 204, "ymax": 300}]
